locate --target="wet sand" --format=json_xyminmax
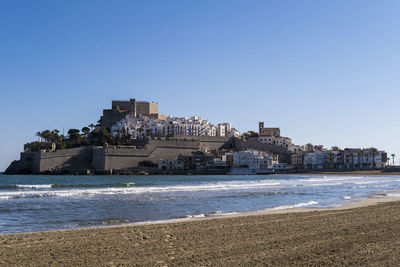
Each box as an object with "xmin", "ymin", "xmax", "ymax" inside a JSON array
[{"xmin": 1, "ymin": 194, "xmax": 400, "ymax": 266}]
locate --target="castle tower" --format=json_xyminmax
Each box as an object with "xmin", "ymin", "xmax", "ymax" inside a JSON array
[
  {"xmin": 129, "ymin": 98, "xmax": 137, "ymax": 117},
  {"xmin": 259, "ymin": 122, "xmax": 264, "ymax": 134}
]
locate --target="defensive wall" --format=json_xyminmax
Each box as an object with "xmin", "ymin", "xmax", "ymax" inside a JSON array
[
  {"xmin": 19, "ymin": 151, "xmax": 42, "ymax": 173},
  {"xmin": 38, "ymin": 147, "xmax": 93, "ymax": 173},
  {"xmin": 94, "ymin": 138, "xmax": 201, "ymax": 171},
  {"xmin": 11, "ymin": 136, "xmax": 231, "ymax": 174}
]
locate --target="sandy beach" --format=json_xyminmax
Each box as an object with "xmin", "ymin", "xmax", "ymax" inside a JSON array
[{"xmin": 1, "ymin": 194, "xmax": 400, "ymax": 266}]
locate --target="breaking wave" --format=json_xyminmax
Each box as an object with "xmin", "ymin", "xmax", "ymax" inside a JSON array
[
  {"xmin": 0, "ymin": 182, "xmax": 138, "ymax": 190},
  {"xmin": 0, "ymin": 176, "xmax": 399, "ymax": 201},
  {"xmin": 266, "ymin": 201, "xmax": 319, "ymax": 211},
  {"xmin": 0, "ymin": 180, "xmax": 283, "ymax": 200}
]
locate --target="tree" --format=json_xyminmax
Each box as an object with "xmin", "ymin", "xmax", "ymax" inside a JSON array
[
  {"xmin": 360, "ymin": 149, "xmax": 364, "ymax": 168},
  {"xmin": 391, "ymin": 154, "xmax": 396, "ymax": 166},
  {"xmin": 350, "ymin": 153, "xmax": 354, "ymax": 170},
  {"xmin": 331, "ymin": 146, "xmax": 340, "ymax": 151},
  {"xmin": 36, "ymin": 131, "xmax": 41, "ymax": 142},
  {"xmin": 370, "ymin": 147, "xmax": 378, "ymax": 168},
  {"xmin": 99, "ymin": 128, "xmax": 113, "ymax": 145},
  {"xmin": 81, "ymin": 127, "xmax": 90, "ymax": 135},
  {"xmin": 326, "ymin": 152, "xmax": 334, "ymax": 169},
  {"xmin": 67, "ymin": 129, "xmax": 82, "ymax": 148}
]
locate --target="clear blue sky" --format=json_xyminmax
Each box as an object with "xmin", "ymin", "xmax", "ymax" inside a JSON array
[{"xmin": 1, "ymin": 0, "xmax": 400, "ymax": 170}]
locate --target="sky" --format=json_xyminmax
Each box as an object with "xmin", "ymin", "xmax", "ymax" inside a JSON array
[{"xmin": 1, "ymin": 0, "xmax": 400, "ymax": 171}]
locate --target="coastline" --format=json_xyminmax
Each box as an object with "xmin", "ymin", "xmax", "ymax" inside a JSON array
[
  {"xmin": 92, "ymin": 188, "xmax": 400, "ymax": 228},
  {"xmin": 4, "ymin": 169, "xmax": 400, "ymax": 176},
  {"xmin": 1, "ymin": 192, "xmax": 400, "ymax": 265}
]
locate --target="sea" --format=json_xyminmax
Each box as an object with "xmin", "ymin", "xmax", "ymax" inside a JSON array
[{"xmin": 1, "ymin": 174, "xmax": 400, "ymax": 235}]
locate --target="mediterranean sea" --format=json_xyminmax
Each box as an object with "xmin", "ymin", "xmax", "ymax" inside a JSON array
[{"xmin": 1, "ymin": 174, "xmax": 400, "ymax": 234}]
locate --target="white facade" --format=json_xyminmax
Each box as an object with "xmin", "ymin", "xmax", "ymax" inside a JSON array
[
  {"xmin": 303, "ymin": 149, "xmax": 387, "ymax": 169},
  {"xmin": 233, "ymin": 150, "xmax": 278, "ymax": 170},
  {"xmin": 288, "ymin": 145, "xmax": 303, "ymax": 153},
  {"xmin": 303, "ymin": 152, "xmax": 324, "ymax": 169},
  {"xmin": 258, "ymin": 136, "xmax": 292, "ymax": 149},
  {"xmin": 111, "ymin": 115, "xmax": 239, "ymax": 139}
]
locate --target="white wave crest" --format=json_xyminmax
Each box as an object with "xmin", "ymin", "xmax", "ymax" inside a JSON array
[
  {"xmin": 267, "ymin": 200, "xmax": 318, "ymax": 211},
  {"xmin": 0, "ymin": 180, "xmax": 282, "ymax": 200},
  {"xmin": 221, "ymin": 212, "xmax": 239, "ymax": 216},
  {"xmin": 16, "ymin": 184, "xmax": 53, "ymax": 189},
  {"xmin": 386, "ymin": 193, "xmax": 400, "ymax": 197},
  {"xmin": 185, "ymin": 214, "xmax": 205, "ymax": 218}
]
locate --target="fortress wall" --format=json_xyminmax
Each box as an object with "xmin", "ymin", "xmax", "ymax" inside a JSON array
[
  {"xmin": 19, "ymin": 152, "xmax": 41, "ymax": 173},
  {"xmin": 112, "ymin": 100, "xmax": 133, "ymax": 111},
  {"xmin": 172, "ymin": 135, "xmax": 230, "ymax": 151},
  {"xmin": 92, "ymin": 147, "xmax": 106, "ymax": 171},
  {"xmin": 15, "ymin": 136, "xmax": 231, "ymax": 173},
  {"xmin": 38, "ymin": 147, "xmax": 92, "ymax": 173},
  {"xmin": 102, "ymin": 139, "xmax": 201, "ymax": 170}
]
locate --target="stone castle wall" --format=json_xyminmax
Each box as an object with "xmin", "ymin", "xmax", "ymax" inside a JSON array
[
  {"xmin": 38, "ymin": 147, "xmax": 93, "ymax": 173},
  {"xmin": 19, "ymin": 152, "xmax": 41, "ymax": 173},
  {"xmin": 98, "ymin": 138, "xmax": 201, "ymax": 171},
  {"xmin": 14, "ymin": 136, "xmax": 230, "ymax": 174}
]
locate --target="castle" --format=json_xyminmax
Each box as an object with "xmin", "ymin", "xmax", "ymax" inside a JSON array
[{"xmin": 99, "ymin": 99, "xmax": 166, "ymax": 128}]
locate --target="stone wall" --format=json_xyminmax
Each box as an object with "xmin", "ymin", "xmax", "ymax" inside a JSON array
[
  {"xmin": 98, "ymin": 138, "xmax": 201, "ymax": 171},
  {"xmin": 19, "ymin": 152, "xmax": 41, "ymax": 173},
  {"xmin": 38, "ymin": 147, "xmax": 92, "ymax": 173},
  {"xmin": 13, "ymin": 136, "xmax": 231, "ymax": 174},
  {"xmin": 172, "ymin": 135, "xmax": 231, "ymax": 151}
]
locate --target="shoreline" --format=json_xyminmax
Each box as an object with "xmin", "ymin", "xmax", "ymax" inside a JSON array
[
  {"xmin": 3, "ymin": 170, "xmax": 400, "ymax": 176},
  {"xmin": 2, "ymin": 193, "xmax": 400, "ymax": 265},
  {"xmin": 88, "ymin": 188, "xmax": 400, "ymax": 229},
  {"xmin": 4, "ymin": 188, "xmax": 400, "ymax": 236},
  {"xmin": 0, "ymin": 171, "xmax": 400, "ymax": 177}
]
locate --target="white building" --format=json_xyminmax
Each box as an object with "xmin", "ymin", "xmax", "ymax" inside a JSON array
[
  {"xmin": 303, "ymin": 152, "xmax": 325, "ymax": 169},
  {"xmin": 258, "ymin": 135, "xmax": 293, "ymax": 149},
  {"xmin": 288, "ymin": 144, "xmax": 303, "ymax": 153},
  {"xmin": 110, "ymin": 115, "xmax": 240, "ymax": 139},
  {"xmin": 233, "ymin": 150, "xmax": 278, "ymax": 170},
  {"xmin": 303, "ymin": 149, "xmax": 387, "ymax": 169}
]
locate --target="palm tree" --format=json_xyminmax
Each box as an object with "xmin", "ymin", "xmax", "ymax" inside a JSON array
[
  {"xmin": 391, "ymin": 154, "xmax": 396, "ymax": 166},
  {"xmin": 36, "ymin": 131, "xmax": 41, "ymax": 142},
  {"xmin": 350, "ymin": 153, "xmax": 354, "ymax": 170},
  {"xmin": 360, "ymin": 149, "xmax": 364, "ymax": 169},
  {"xmin": 370, "ymin": 148, "xmax": 378, "ymax": 168},
  {"xmin": 81, "ymin": 127, "xmax": 90, "ymax": 135},
  {"xmin": 328, "ymin": 152, "xmax": 334, "ymax": 169}
]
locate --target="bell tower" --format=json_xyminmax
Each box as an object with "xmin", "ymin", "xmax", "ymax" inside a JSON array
[{"xmin": 259, "ymin": 121, "xmax": 264, "ymax": 134}]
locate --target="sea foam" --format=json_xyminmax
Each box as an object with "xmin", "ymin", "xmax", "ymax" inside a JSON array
[{"xmin": 267, "ymin": 200, "xmax": 319, "ymax": 211}]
